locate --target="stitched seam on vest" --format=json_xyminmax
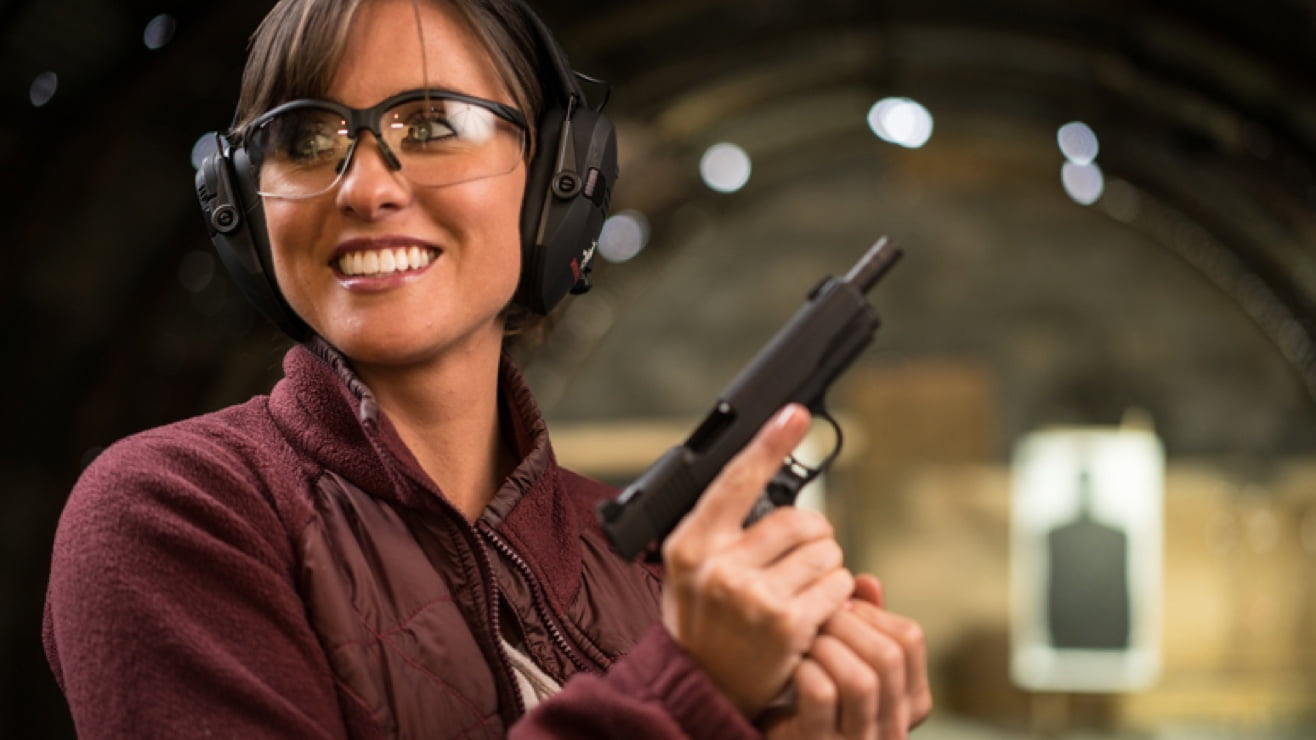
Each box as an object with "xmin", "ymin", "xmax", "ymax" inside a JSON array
[
  {"xmin": 325, "ymin": 594, "xmax": 455, "ymax": 651},
  {"xmin": 302, "ymin": 471, "xmax": 505, "ymax": 739},
  {"xmin": 327, "ymin": 674, "xmax": 377, "ymax": 722},
  {"xmin": 350, "ymin": 609, "xmax": 495, "ymax": 735}
]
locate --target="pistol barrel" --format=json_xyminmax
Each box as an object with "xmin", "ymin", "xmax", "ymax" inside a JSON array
[
  {"xmin": 845, "ymin": 237, "xmax": 903, "ymax": 292},
  {"xmin": 599, "ymin": 236, "xmax": 902, "ymax": 559}
]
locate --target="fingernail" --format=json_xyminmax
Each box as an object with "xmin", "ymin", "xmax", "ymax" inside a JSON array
[{"xmin": 772, "ymin": 404, "xmax": 800, "ymax": 429}]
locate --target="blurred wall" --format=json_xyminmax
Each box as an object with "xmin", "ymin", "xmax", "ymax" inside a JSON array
[{"xmin": 4, "ymin": 0, "xmax": 1315, "ymax": 737}]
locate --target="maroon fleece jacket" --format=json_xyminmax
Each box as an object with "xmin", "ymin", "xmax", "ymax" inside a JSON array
[{"xmin": 43, "ymin": 340, "xmax": 759, "ymax": 739}]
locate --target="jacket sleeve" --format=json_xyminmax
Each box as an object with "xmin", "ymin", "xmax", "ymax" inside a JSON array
[
  {"xmin": 511, "ymin": 625, "xmax": 761, "ymax": 739},
  {"xmin": 42, "ymin": 430, "xmax": 356, "ymax": 740}
]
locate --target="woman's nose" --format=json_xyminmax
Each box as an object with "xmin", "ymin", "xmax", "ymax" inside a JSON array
[{"xmin": 335, "ymin": 132, "xmax": 412, "ymax": 219}]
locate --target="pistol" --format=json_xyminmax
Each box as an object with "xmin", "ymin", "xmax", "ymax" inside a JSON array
[{"xmin": 597, "ymin": 237, "xmax": 903, "ymax": 560}]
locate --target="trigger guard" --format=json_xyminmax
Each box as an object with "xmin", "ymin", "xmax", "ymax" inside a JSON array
[{"xmin": 808, "ymin": 409, "xmax": 845, "ymax": 474}]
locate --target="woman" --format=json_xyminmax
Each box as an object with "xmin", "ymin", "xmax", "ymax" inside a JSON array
[{"xmin": 43, "ymin": 0, "xmax": 932, "ymax": 737}]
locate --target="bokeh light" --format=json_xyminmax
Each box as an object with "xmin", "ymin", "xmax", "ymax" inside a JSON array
[
  {"xmin": 1058, "ymin": 121, "xmax": 1099, "ymax": 165},
  {"xmin": 29, "ymin": 72, "xmax": 58, "ymax": 107},
  {"xmin": 699, "ymin": 142, "xmax": 752, "ymax": 193},
  {"xmin": 1100, "ymin": 178, "xmax": 1141, "ymax": 222},
  {"xmin": 191, "ymin": 133, "xmax": 219, "ymax": 170},
  {"xmin": 867, "ymin": 97, "xmax": 934, "ymax": 149},
  {"xmin": 1062, "ymin": 161, "xmax": 1105, "ymax": 205},
  {"xmin": 144, "ymin": 14, "xmax": 177, "ymax": 50},
  {"xmin": 598, "ymin": 210, "xmax": 650, "ymax": 264}
]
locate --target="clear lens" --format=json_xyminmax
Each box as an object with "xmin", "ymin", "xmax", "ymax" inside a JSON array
[
  {"xmin": 253, "ymin": 97, "xmax": 524, "ymax": 198},
  {"xmin": 253, "ymin": 107, "xmax": 351, "ymax": 197},
  {"xmin": 379, "ymin": 98, "xmax": 523, "ymax": 189}
]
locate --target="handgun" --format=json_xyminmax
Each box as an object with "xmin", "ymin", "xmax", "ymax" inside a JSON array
[{"xmin": 597, "ymin": 236, "xmax": 902, "ymax": 560}]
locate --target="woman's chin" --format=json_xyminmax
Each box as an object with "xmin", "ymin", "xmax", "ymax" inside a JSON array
[{"xmin": 324, "ymin": 322, "xmax": 506, "ymax": 372}]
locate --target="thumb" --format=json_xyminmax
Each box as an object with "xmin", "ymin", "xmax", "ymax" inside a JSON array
[{"xmin": 853, "ymin": 574, "xmax": 885, "ymax": 609}]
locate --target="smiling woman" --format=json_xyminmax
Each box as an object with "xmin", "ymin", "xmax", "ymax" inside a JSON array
[
  {"xmin": 260, "ymin": 1, "xmax": 530, "ymax": 396},
  {"xmin": 40, "ymin": 0, "xmax": 931, "ymax": 738}
]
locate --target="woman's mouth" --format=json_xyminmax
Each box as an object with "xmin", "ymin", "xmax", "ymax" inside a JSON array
[{"xmin": 335, "ymin": 246, "xmax": 440, "ymax": 277}]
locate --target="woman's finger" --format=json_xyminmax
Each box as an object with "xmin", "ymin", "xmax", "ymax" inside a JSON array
[
  {"xmin": 860, "ymin": 604, "xmax": 933, "ymax": 728},
  {"xmin": 809, "ymin": 634, "xmax": 879, "ymax": 739},
  {"xmin": 825, "ymin": 609, "xmax": 907, "ymax": 738},
  {"xmin": 666, "ymin": 404, "xmax": 811, "ymax": 556},
  {"xmin": 852, "ymin": 573, "xmax": 884, "ymax": 610},
  {"xmin": 731, "ymin": 506, "xmax": 836, "ymax": 569},
  {"xmin": 843, "ymin": 597, "xmax": 933, "ymax": 730},
  {"xmin": 787, "ymin": 567, "xmax": 857, "ymax": 648},
  {"xmin": 792, "ymin": 657, "xmax": 839, "ymax": 737},
  {"xmin": 756, "ymin": 527, "xmax": 845, "ymax": 596}
]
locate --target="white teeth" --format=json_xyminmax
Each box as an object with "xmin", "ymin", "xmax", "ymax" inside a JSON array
[{"xmin": 337, "ymin": 247, "xmax": 437, "ymax": 276}]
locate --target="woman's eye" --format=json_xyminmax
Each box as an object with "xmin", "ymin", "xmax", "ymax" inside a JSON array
[
  {"xmin": 403, "ymin": 114, "xmax": 457, "ymax": 146},
  {"xmin": 292, "ymin": 131, "xmax": 337, "ymax": 160}
]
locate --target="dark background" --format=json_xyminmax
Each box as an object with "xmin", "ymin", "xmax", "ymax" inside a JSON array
[{"xmin": 4, "ymin": 0, "xmax": 1315, "ymax": 736}]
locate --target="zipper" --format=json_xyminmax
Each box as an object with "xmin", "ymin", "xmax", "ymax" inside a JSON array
[
  {"xmin": 479, "ymin": 525, "xmax": 597, "ymax": 675},
  {"xmin": 325, "ymin": 341, "xmax": 530, "ymax": 723},
  {"xmin": 407, "ymin": 499, "xmax": 529, "ymax": 721},
  {"xmin": 481, "ymin": 552, "xmax": 527, "ymax": 717},
  {"xmin": 357, "ymin": 420, "xmax": 528, "ymax": 720}
]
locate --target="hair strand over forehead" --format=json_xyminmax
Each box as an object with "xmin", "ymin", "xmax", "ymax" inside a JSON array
[
  {"xmin": 232, "ymin": 0, "xmax": 545, "ymax": 147},
  {"xmin": 233, "ymin": 0, "xmax": 363, "ymax": 139},
  {"xmin": 229, "ymin": 0, "xmax": 560, "ymax": 348}
]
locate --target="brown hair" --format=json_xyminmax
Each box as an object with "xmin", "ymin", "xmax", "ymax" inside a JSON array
[
  {"xmin": 234, "ymin": 0, "xmax": 543, "ymax": 143},
  {"xmin": 232, "ymin": 0, "xmax": 553, "ymax": 347}
]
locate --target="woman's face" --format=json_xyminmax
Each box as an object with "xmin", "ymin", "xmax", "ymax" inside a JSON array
[{"xmin": 263, "ymin": 0, "xmax": 526, "ymax": 369}]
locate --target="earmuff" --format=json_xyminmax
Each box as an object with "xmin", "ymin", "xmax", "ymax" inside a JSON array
[
  {"xmin": 513, "ymin": 3, "xmax": 618, "ymax": 315},
  {"xmin": 196, "ymin": 135, "xmax": 310, "ymax": 340},
  {"xmin": 193, "ymin": 0, "xmax": 618, "ymax": 340}
]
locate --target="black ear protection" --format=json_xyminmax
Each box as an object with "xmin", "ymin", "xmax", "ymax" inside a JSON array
[
  {"xmin": 193, "ymin": 0, "xmax": 618, "ymax": 341},
  {"xmin": 196, "ymin": 135, "xmax": 310, "ymax": 339},
  {"xmin": 514, "ymin": 4, "xmax": 618, "ymax": 315}
]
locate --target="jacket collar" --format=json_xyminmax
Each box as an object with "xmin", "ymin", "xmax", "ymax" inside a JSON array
[{"xmin": 269, "ymin": 336, "xmax": 585, "ymax": 605}]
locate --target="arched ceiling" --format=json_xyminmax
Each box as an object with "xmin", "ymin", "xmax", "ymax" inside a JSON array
[
  {"xmin": 2, "ymin": 1, "xmax": 1315, "ymax": 733},
  {"xmin": 2, "ymin": 0, "xmax": 1314, "ymax": 465},
  {"xmin": 524, "ymin": 0, "xmax": 1316, "ymax": 456}
]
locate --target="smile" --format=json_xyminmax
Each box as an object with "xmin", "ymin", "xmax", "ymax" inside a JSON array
[{"xmin": 336, "ymin": 246, "xmax": 440, "ymax": 277}]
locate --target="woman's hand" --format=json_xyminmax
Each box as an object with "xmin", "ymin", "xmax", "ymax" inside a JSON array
[
  {"xmin": 762, "ymin": 575, "xmax": 933, "ymax": 739},
  {"xmin": 660, "ymin": 404, "xmax": 856, "ymax": 716}
]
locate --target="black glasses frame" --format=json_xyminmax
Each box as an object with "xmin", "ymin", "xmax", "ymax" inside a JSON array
[{"xmin": 247, "ymin": 88, "xmax": 528, "ymax": 174}]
